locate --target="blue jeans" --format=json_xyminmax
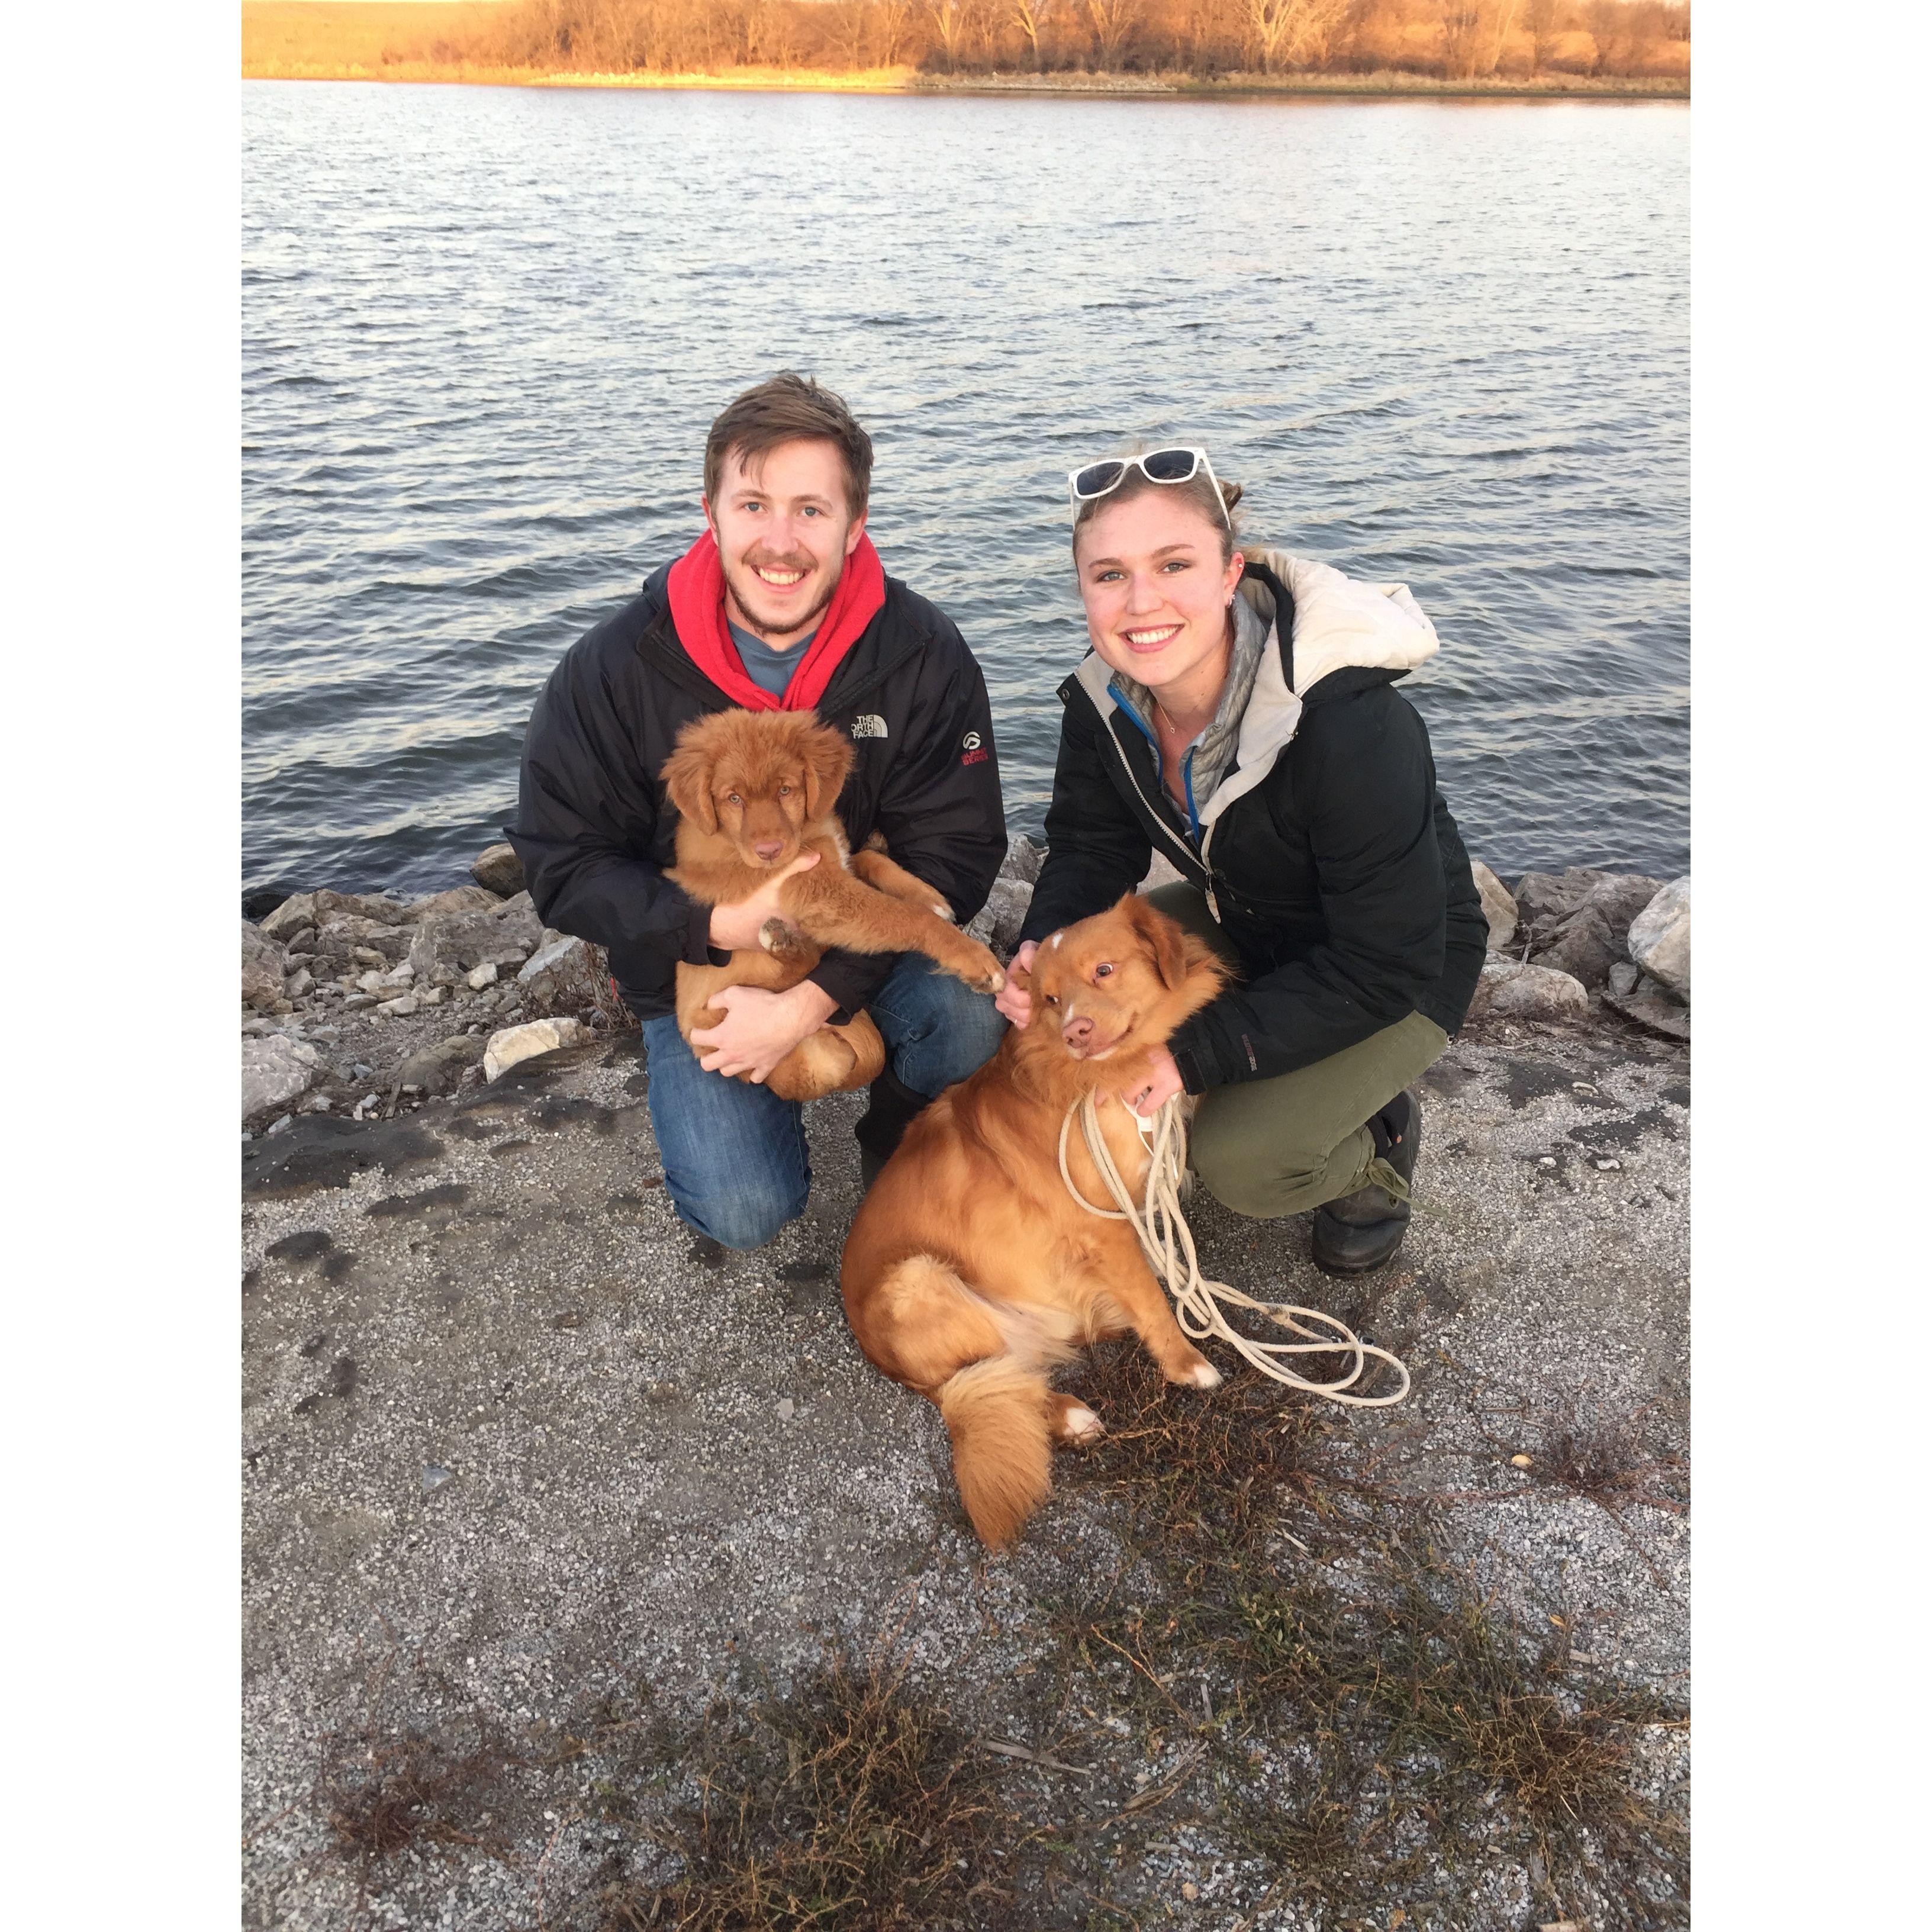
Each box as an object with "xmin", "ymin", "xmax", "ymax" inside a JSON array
[{"xmin": 641, "ymin": 955, "xmax": 1007, "ymax": 1250}]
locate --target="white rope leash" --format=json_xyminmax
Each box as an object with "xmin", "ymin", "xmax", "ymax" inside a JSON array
[{"xmin": 1057, "ymin": 1092, "xmax": 1412, "ymax": 1408}]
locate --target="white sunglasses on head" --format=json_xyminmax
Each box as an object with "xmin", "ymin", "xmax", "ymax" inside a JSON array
[{"xmin": 1067, "ymin": 446, "xmax": 1232, "ymax": 531}]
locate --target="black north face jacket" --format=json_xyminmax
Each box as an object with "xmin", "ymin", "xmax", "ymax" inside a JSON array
[
  {"xmin": 508, "ymin": 563, "xmax": 1006, "ymax": 1022},
  {"xmin": 1018, "ymin": 553, "xmax": 1489, "ymax": 1094}
]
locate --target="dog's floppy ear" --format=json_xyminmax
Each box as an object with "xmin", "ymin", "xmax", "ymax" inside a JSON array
[
  {"xmin": 799, "ymin": 719, "xmax": 854, "ymax": 820},
  {"xmin": 660, "ymin": 738, "xmax": 719, "ymax": 835},
  {"xmin": 1116, "ymin": 891, "xmax": 1190, "ymax": 990}
]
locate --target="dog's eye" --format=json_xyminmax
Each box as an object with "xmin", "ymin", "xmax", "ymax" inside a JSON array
[
  {"xmin": 726, "ymin": 793, "xmax": 742, "ymax": 807},
  {"xmin": 779, "ymin": 784, "xmax": 793, "ymax": 796},
  {"xmin": 1094, "ymin": 962, "xmax": 1115, "ymax": 979},
  {"xmin": 1044, "ymin": 993, "xmax": 1059, "ymax": 1006}
]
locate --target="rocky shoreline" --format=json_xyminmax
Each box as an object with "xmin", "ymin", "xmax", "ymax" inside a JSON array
[
  {"xmin": 241, "ymin": 838, "xmax": 1691, "ymax": 1131},
  {"xmin": 242, "ymin": 839, "xmax": 1689, "ymax": 1929}
]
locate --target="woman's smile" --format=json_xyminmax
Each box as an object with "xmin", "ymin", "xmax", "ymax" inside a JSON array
[{"xmin": 1077, "ymin": 490, "xmax": 1245, "ymax": 710}]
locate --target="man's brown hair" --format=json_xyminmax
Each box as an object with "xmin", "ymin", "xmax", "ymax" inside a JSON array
[{"xmin": 704, "ymin": 372, "xmax": 874, "ymax": 519}]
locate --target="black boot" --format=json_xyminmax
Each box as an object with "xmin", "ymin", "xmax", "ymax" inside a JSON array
[
  {"xmin": 1312, "ymin": 1089, "xmax": 1422, "ymax": 1276},
  {"xmin": 855, "ymin": 1065, "xmax": 932, "ymax": 1192}
]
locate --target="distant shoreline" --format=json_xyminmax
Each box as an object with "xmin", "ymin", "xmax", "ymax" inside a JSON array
[{"xmin": 241, "ymin": 63, "xmax": 1690, "ymax": 102}]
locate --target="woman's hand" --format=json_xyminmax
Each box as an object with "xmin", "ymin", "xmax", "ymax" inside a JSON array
[
  {"xmin": 708, "ymin": 851, "xmax": 820, "ymax": 952},
  {"xmin": 994, "ymin": 941, "xmax": 1039, "ymax": 1028},
  {"xmin": 1122, "ymin": 1048, "xmax": 1184, "ymax": 1118}
]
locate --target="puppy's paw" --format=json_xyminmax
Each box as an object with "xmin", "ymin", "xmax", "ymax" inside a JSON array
[
  {"xmin": 1062, "ymin": 1402, "xmax": 1105, "ymax": 1444},
  {"xmin": 1047, "ymin": 1394, "xmax": 1105, "ymax": 1445},
  {"xmin": 759, "ymin": 917, "xmax": 806, "ymax": 957},
  {"xmin": 1168, "ymin": 1354, "xmax": 1223, "ymax": 1392},
  {"xmin": 929, "ymin": 901, "xmax": 955, "ymax": 923},
  {"xmin": 946, "ymin": 944, "xmax": 1006, "ymax": 996}
]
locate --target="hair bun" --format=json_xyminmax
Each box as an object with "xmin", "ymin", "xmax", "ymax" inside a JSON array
[{"xmin": 1220, "ymin": 479, "xmax": 1244, "ymax": 512}]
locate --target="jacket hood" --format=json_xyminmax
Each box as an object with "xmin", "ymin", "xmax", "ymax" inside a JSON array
[
  {"xmin": 1072, "ymin": 550, "xmax": 1441, "ymax": 838},
  {"xmin": 1238, "ymin": 548, "xmax": 1440, "ymax": 697}
]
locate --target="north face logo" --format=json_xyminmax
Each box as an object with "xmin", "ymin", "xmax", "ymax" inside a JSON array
[{"xmin": 851, "ymin": 714, "xmax": 888, "ymax": 740}]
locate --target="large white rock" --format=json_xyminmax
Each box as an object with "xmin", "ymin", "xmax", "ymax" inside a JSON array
[
  {"xmin": 242, "ymin": 1036, "xmax": 324, "ymax": 1119},
  {"xmin": 259, "ymin": 894, "xmax": 317, "ymax": 943},
  {"xmin": 396, "ymin": 1032, "xmax": 490, "ymax": 1095},
  {"xmin": 1629, "ymin": 875, "xmax": 1690, "ymax": 999},
  {"xmin": 999, "ymin": 833, "xmax": 1045, "ymax": 886},
  {"xmin": 964, "ymin": 877, "xmax": 1034, "ymax": 960},
  {"xmin": 1469, "ymin": 860, "xmax": 1517, "ymax": 952},
  {"xmin": 311, "ymin": 888, "xmax": 408, "ymax": 925},
  {"xmin": 1467, "ymin": 958, "xmax": 1590, "ymax": 1023},
  {"xmin": 408, "ymin": 891, "xmax": 546, "ymax": 983},
  {"xmin": 472, "ymin": 842, "xmax": 526, "ymax": 897},
  {"xmin": 484, "ymin": 1016, "xmax": 591, "ymax": 1083},
  {"xmin": 310, "ymin": 915, "xmax": 413, "ymax": 975},
  {"xmin": 516, "ymin": 933, "xmax": 607, "ymax": 1015},
  {"xmin": 242, "ymin": 922, "xmax": 286, "ymax": 1010},
  {"xmin": 400, "ymin": 884, "xmax": 502, "ymax": 924}
]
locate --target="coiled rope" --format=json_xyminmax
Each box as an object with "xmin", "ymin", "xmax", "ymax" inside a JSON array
[{"xmin": 1057, "ymin": 1091, "xmax": 1412, "ymax": 1408}]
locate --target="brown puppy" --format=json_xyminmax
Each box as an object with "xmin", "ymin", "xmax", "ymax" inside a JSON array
[
  {"xmin": 661, "ymin": 709, "xmax": 1006, "ymax": 1103},
  {"xmin": 840, "ymin": 894, "xmax": 1231, "ymax": 1547}
]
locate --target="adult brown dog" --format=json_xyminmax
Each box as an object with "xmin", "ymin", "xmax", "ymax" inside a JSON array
[
  {"xmin": 661, "ymin": 708, "xmax": 1006, "ymax": 1103},
  {"xmin": 840, "ymin": 893, "xmax": 1231, "ymax": 1547}
]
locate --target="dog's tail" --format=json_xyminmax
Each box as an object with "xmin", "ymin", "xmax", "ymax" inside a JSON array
[{"xmin": 936, "ymin": 1355, "xmax": 1057, "ymax": 1548}]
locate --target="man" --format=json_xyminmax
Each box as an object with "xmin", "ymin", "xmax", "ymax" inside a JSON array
[{"xmin": 509, "ymin": 373, "xmax": 1008, "ymax": 1250}]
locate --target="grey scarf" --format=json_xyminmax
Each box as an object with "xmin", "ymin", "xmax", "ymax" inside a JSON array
[{"xmin": 1107, "ymin": 592, "xmax": 1272, "ymax": 836}]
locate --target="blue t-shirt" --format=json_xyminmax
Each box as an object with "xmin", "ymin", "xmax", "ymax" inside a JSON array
[{"xmin": 727, "ymin": 619, "xmax": 816, "ymax": 701}]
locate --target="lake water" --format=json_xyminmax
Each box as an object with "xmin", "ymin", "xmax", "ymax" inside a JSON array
[{"xmin": 243, "ymin": 82, "xmax": 1688, "ymax": 901}]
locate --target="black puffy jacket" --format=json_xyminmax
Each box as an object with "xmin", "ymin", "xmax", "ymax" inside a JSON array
[
  {"xmin": 508, "ymin": 562, "xmax": 1007, "ymax": 1021},
  {"xmin": 1018, "ymin": 553, "xmax": 1488, "ymax": 1093}
]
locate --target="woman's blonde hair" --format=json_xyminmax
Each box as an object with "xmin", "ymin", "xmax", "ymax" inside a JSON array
[{"xmin": 1071, "ymin": 445, "xmax": 1245, "ymax": 566}]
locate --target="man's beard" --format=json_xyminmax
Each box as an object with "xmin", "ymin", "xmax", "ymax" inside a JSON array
[{"xmin": 722, "ymin": 546, "xmax": 843, "ymax": 645}]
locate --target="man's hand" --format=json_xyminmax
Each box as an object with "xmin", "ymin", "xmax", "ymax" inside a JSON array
[
  {"xmin": 994, "ymin": 940, "xmax": 1039, "ymax": 1029},
  {"xmin": 1122, "ymin": 1047, "xmax": 1184, "ymax": 1119},
  {"xmin": 689, "ymin": 980, "xmax": 838, "ymax": 1083},
  {"xmin": 708, "ymin": 850, "xmax": 822, "ymax": 953}
]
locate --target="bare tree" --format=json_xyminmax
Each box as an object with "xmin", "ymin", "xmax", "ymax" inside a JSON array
[
  {"xmin": 746, "ymin": 0, "xmax": 800, "ymax": 67},
  {"xmin": 1487, "ymin": 0, "xmax": 1524, "ymax": 72},
  {"xmin": 967, "ymin": 0, "xmax": 1004, "ymax": 66},
  {"xmin": 872, "ymin": 0, "xmax": 914, "ymax": 64},
  {"xmin": 1010, "ymin": 0, "xmax": 1058, "ymax": 70},
  {"xmin": 1440, "ymin": 0, "xmax": 1485, "ymax": 77},
  {"xmin": 1247, "ymin": 0, "xmax": 1351, "ymax": 72},
  {"xmin": 823, "ymin": 0, "xmax": 870, "ymax": 69},
  {"xmin": 1522, "ymin": 0, "xmax": 1563, "ymax": 74},
  {"xmin": 1083, "ymin": 0, "xmax": 1144, "ymax": 69},
  {"xmin": 1586, "ymin": 0, "xmax": 1631, "ymax": 71},
  {"xmin": 926, "ymin": 0, "xmax": 971, "ymax": 69}
]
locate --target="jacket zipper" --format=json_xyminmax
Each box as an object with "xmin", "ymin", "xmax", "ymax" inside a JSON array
[{"xmin": 1105, "ymin": 707, "xmax": 1220, "ymax": 919}]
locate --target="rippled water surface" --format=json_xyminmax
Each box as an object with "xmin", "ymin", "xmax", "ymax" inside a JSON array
[{"xmin": 244, "ymin": 82, "xmax": 1688, "ymax": 899}]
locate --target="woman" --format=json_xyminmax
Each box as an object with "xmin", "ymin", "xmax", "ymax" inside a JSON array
[{"xmin": 993, "ymin": 447, "xmax": 1489, "ymax": 1274}]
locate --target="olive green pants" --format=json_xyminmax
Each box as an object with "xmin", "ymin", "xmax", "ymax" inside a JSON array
[{"xmin": 1147, "ymin": 885, "xmax": 1450, "ymax": 1221}]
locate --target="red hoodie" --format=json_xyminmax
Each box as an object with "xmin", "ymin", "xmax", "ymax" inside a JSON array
[{"xmin": 665, "ymin": 529, "xmax": 887, "ymax": 713}]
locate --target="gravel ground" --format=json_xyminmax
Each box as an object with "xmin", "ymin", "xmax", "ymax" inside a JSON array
[{"xmin": 242, "ymin": 1006, "xmax": 1688, "ymax": 1930}]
